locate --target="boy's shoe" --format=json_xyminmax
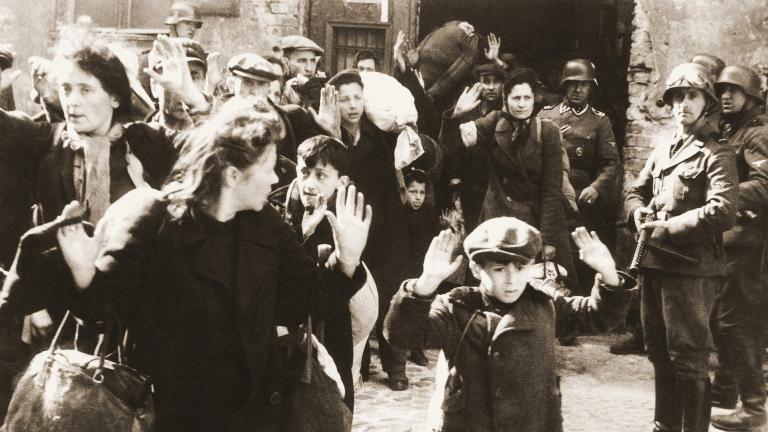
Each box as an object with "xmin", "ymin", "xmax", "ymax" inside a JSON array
[
  {"xmin": 387, "ymin": 374, "xmax": 409, "ymax": 391},
  {"xmin": 408, "ymin": 351, "xmax": 429, "ymax": 367},
  {"xmin": 711, "ymin": 409, "xmax": 767, "ymax": 431}
]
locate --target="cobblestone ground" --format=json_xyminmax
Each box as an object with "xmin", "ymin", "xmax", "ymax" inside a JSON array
[{"xmin": 352, "ymin": 333, "xmax": 760, "ymax": 432}]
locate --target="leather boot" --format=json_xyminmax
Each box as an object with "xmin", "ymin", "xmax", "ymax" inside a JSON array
[
  {"xmin": 711, "ymin": 380, "xmax": 767, "ymax": 431},
  {"xmin": 653, "ymin": 363, "xmax": 682, "ymax": 431},
  {"xmin": 680, "ymin": 378, "xmax": 711, "ymax": 432}
]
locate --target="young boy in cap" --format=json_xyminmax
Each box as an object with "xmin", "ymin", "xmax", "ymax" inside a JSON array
[{"xmin": 384, "ymin": 218, "xmax": 634, "ymax": 431}]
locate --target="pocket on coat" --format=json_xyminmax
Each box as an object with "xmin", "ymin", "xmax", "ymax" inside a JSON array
[{"xmin": 673, "ymin": 166, "xmax": 704, "ymax": 200}]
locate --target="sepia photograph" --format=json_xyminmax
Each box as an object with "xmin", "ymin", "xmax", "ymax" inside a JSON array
[{"xmin": 0, "ymin": 0, "xmax": 765, "ymax": 431}]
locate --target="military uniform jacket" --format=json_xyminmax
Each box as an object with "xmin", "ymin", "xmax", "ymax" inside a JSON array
[
  {"xmin": 624, "ymin": 121, "xmax": 738, "ymax": 276},
  {"xmin": 539, "ymin": 102, "xmax": 619, "ymax": 198},
  {"xmin": 383, "ymin": 276, "xmax": 633, "ymax": 432},
  {"xmin": 720, "ymin": 106, "xmax": 768, "ymax": 248}
]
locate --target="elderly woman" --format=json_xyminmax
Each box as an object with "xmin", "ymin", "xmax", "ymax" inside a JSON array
[
  {"xmin": 35, "ymin": 99, "xmax": 372, "ymax": 432},
  {"xmin": 441, "ymin": 68, "xmax": 576, "ymax": 286},
  {"xmin": 625, "ymin": 63, "xmax": 738, "ymax": 432}
]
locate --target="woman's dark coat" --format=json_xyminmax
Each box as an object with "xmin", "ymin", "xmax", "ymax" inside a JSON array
[{"xmin": 71, "ymin": 188, "xmax": 365, "ymax": 432}]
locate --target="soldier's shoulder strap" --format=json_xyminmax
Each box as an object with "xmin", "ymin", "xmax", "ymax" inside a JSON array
[
  {"xmin": 591, "ymin": 107, "xmax": 606, "ymax": 117},
  {"xmin": 541, "ymin": 104, "xmax": 557, "ymax": 111}
]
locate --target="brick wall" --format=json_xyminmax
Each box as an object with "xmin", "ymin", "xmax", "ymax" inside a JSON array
[{"xmin": 617, "ymin": 0, "xmax": 768, "ymax": 262}]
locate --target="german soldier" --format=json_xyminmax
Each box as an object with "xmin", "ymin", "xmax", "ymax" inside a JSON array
[
  {"xmin": 539, "ymin": 59, "xmax": 620, "ymax": 294},
  {"xmin": 709, "ymin": 65, "xmax": 768, "ymax": 431},
  {"xmin": 625, "ymin": 62, "xmax": 739, "ymax": 432}
]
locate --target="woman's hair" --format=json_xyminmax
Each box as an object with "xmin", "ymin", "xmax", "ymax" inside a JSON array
[
  {"xmin": 56, "ymin": 43, "xmax": 133, "ymax": 122},
  {"xmin": 163, "ymin": 97, "xmax": 285, "ymax": 219},
  {"xmin": 502, "ymin": 67, "xmax": 542, "ymax": 99}
]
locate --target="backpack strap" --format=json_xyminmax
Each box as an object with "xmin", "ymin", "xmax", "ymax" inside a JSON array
[
  {"xmin": 535, "ymin": 116, "xmax": 542, "ymax": 144},
  {"xmin": 449, "ymin": 309, "xmax": 479, "ymax": 365}
]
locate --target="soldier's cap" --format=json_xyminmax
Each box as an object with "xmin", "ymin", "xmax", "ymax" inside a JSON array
[
  {"xmin": 464, "ymin": 217, "xmax": 542, "ymax": 264},
  {"xmin": 164, "ymin": 2, "xmax": 203, "ymax": 28},
  {"xmin": 149, "ymin": 38, "xmax": 207, "ymax": 72},
  {"xmin": 474, "ymin": 62, "xmax": 506, "ymax": 79},
  {"xmin": 281, "ymin": 35, "xmax": 324, "ymax": 55},
  {"xmin": 0, "ymin": 45, "xmax": 14, "ymax": 70},
  {"xmin": 227, "ymin": 53, "xmax": 281, "ymax": 82}
]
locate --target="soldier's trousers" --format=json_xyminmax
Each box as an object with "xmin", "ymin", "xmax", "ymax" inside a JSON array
[
  {"xmin": 712, "ymin": 248, "xmax": 767, "ymax": 412},
  {"xmin": 640, "ymin": 269, "xmax": 719, "ymax": 379}
]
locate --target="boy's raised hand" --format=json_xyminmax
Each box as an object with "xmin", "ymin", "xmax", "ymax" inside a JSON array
[
  {"xmin": 571, "ymin": 227, "xmax": 620, "ymax": 286},
  {"xmin": 325, "ymin": 184, "xmax": 372, "ymax": 274},
  {"xmin": 414, "ymin": 230, "xmax": 464, "ymax": 297},
  {"xmin": 302, "ymin": 194, "xmax": 327, "ymax": 240}
]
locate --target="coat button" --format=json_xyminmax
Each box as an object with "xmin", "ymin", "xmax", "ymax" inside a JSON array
[
  {"xmin": 494, "ymin": 387, "xmax": 503, "ymax": 398},
  {"xmin": 506, "ymin": 196, "xmax": 512, "ymax": 202},
  {"xmin": 491, "ymin": 351, "xmax": 502, "ymax": 360},
  {"xmin": 269, "ymin": 391, "xmax": 282, "ymax": 405},
  {"xmin": 502, "ymin": 178, "xmax": 508, "ymax": 185}
]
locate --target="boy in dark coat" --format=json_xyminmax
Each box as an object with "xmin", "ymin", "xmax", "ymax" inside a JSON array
[
  {"xmin": 384, "ymin": 218, "xmax": 634, "ymax": 432},
  {"xmin": 282, "ymin": 135, "xmax": 360, "ymax": 411}
]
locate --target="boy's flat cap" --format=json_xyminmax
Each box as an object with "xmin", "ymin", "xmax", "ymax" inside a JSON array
[{"xmin": 464, "ymin": 217, "xmax": 542, "ymax": 263}]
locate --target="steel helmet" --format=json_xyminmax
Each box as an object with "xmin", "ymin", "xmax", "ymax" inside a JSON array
[
  {"xmin": 559, "ymin": 59, "xmax": 598, "ymax": 89},
  {"xmin": 690, "ymin": 53, "xmax": 725, "ymax": 80},
  {"xmin": 662, "ymin": 62, "xmax": 717, "ymax": 106},
  {"xmin": 715, "ymin": 65, "xmax": 762, "ymax": 100},
  {"xmin": 164, "ymin": 2, "xmax": 203, "ymax": 28}
]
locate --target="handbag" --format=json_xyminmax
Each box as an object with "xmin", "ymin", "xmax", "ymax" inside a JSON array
[
  {"xmin": 1, "ymin": 311, "xmax": 154, "ymax": 432},
  {"xmin": 282, "ymin": 315, "xmax": 352, "ymax": 432}
]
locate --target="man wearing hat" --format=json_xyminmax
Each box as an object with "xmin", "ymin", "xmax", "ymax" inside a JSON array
[
  {"xmin": 146, "ymin": 38, "xmax": 209, "ymax": 130},
  {"xmin": 280, "ymin": 35, "xmax": 326, "ymax": 108},
  {"xmin": 539, "ymin": 59, "xmax": 620, "ymax": 296},
  {"xmin": 384, "ymin": 219, "xmax": 634, "ymax": 432},
  {"xmin": 165, "ymin": 1, "xmax": 203, "ymax": 40},
  {"xmin": 625, "ymin": 62, "xmax": 739, "ymax": 432},
  {"xmin": 708, "ymin": 65, "xmax": 768, "ymax": 431},
  {"xmin": 225, "ymin": 52, "xmax": 329, "ymax": 166}
]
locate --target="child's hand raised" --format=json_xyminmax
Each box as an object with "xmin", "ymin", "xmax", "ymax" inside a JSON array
[
  {"xmin": 413, "ymin": 230, "xmax": 464, "ymax": 297},
  {"xmin": 571, "ymin": 227, "xmax": 620, "ymax": 286}
]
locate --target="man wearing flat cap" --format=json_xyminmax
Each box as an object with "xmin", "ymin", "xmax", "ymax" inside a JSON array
[
  {"xmin": 280, "ymin": 35, "xmax": 326, "ymax": 108},
  {"xmin": 384, "ymin": 218, "xmax": 634, "ymax": 431}
]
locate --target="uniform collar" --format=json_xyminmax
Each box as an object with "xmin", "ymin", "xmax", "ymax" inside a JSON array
[{"xmin": 560, "ymin": 100, "xmax": 589, "ymax": 116}]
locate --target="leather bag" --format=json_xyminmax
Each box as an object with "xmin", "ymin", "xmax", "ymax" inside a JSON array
[{"xmin": 1, "ymin": 311, "xmax": 154, "ymax": 432}]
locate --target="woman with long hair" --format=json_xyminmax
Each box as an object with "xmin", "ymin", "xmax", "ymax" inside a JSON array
[{"xmin": 40, "ymin": 97, "xmax": 373, "ymax": 431}]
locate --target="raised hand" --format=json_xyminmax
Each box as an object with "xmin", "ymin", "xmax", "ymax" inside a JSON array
[
  {"xmin": 325, "ymin": 184, "xmax": 372, "ymax": 275},
  {"xmin": 452, "ymin": 83, "xmax": 483, "ymax": 117},
  {"xmin": 56, "ymin": 201, "xmax": 99, "ymax": 290},
  {"xmin": 571, "ymin": 227, "xmax": 620, "ymax": 286},
  {"xmin": 144, "ymin": 35, "xmax": 208, "ymax": 111},
  {"xmin": 302, "ymin": 194, "xmax": 328, "ymax": 240},
  {"xmin": 413, "ymin": 230, "xmax": 464, "ymax": 297},
  {"xmin": 205, "ymin": 51, "xmax": 222, "ymax": 94},
  {"xmin": 310, "ymin": 84, "xmax": 341, "ymax": 138},
  {"xmin": 393, "ymin": 30, "xmax": 407, "ymax": 73},
  {"xmin": 484, "ymin": 33, "xmax": 501, "ymax": 62}
]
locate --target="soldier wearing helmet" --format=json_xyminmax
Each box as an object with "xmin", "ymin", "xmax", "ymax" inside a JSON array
[
  {"xmin": 708, "ymin": 65, "xmax": 768, "ymax": 432},
  {"xmin": 539, "ymin": 59, "xmax": 620, "ymax": 297},
  {"xmin": 625, "ymin": 62, "xmax": 739, "ymax": 432},
  {"xmin": 165, "ymin": 2, "xmax": 203, "ymax": 39}
]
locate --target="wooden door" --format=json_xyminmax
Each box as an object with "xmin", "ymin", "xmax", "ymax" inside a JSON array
[{"xmin": 307, "ymin": 0, "xmax": 418, "ymax": 76}]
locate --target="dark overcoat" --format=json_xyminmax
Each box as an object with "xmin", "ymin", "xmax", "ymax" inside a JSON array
[
  {"xmin": 383, "ymin": 276, "xmax": 633, "ymax": 432},
  {"xmin": 6, "ymin": 188, "xmax": 366, "ymax": 432}
]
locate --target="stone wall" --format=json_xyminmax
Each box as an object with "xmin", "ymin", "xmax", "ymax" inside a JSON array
[
  {"xmin": 618, "ymin": 0, "xmax": 768, "ymax": 260},
  {"xmin": 0, "ymin": 0, "xmax": 304, "ymax": 114}
]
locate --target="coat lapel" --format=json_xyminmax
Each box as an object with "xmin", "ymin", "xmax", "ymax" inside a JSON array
[
  {"xmin": 56, "ymin": 144, "xmax": 77, "ymax": 202},
  {"xmin": 661, "ymin": 135, "xmax": 703, "ymax": 171},
  {"xmin": 493, "ymin": 116, "xmax": 527, "ymax": 174}
]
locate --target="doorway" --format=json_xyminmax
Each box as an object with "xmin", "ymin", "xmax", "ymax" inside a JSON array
[{"xmin": 418, "ymin": 0, "xmax": 634, "ymax": 148}]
